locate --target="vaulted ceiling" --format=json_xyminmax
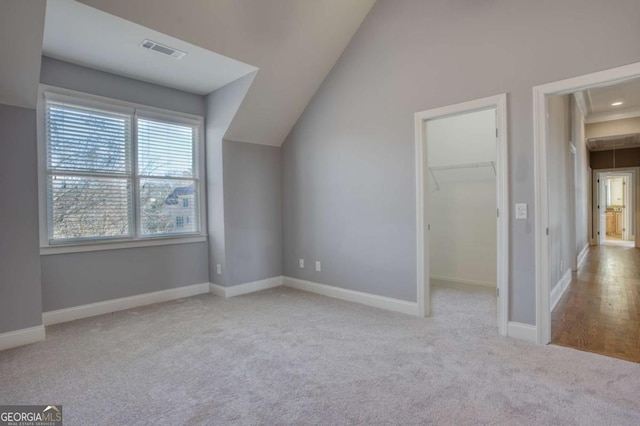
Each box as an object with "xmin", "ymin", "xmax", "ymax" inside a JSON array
[{"xmin": 76, "ymin": 0, "xmax": 376, "ymax": 146}]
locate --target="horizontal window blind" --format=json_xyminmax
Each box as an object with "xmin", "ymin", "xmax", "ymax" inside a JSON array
[
  {"xmin": 137, "ymin": 117, "xmax": 199, "ymax": 237},
  {"xmin": 46, "ymin": 102, "xmax": 131, "ymax": 174},
  {"xmin": 46, "ymin": 102, "xmax": 132, "ymax": 242},
  {"xmin": 137, "ymin": 118, "xmax": 195, "ymax": 178}
]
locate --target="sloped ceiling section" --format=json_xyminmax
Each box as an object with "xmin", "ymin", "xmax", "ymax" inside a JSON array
[
  {"xmin": 44, "ymin": 0, "xmax": 257, "ymax": 95},
  {"xmin": 0, "ymin": 0, "xmax": 46, "ymax": 108},
  {"xmin": 77, "ymin": 0, "xmax": 376, "ymax": 146}
]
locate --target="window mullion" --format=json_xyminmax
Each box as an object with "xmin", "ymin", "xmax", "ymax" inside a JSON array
[{"xmin": 131, "ymin": 111, "xmax": 139, "ymax": 240}]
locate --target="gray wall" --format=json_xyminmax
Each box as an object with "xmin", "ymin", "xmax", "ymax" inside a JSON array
[
  {"xmin": 40, "ymin": 57, "xmax": 205, "ymax": 116},
  {"xmin": 41, "ymin": 243, "xmax": 208, "ymax": 311},
  {"xmin": 223, "ymin": 140, "xmax": 282, "ymax": 285},
  {"xmin": 282, "ymin": 0, "xmax": 640, "ymax": 323},
  {"xmin": 0, "ymin": 104, "xmax": 43, "ymax": 332},
  {"xmin": 547, "ymin": 95, "xmax": 572, "ymax": 292},
  {"xmin": 39, "ymin": 57, "xmax": 210, "ymax": 311},
  {"xmin": 204, "ymin": 71, "xmax": 257, "ymax": 286}
]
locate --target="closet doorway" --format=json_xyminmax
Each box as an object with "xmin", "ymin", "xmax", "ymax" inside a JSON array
[{"xmin": 415, "ymin": 94, "xmax": 508, "ymax": 336}]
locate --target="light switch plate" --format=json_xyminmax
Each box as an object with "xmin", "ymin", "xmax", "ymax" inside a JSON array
[
  {"xmin": 315, "ymin": 261, "xmax": 321, "ymax": 272},
  {"xmin": 299, "ymin": 259, "xmax": 304, "ymax": 268},
  {"xmin": 515, "ymin": 203, "xmax": 528, "ymax": 219}
]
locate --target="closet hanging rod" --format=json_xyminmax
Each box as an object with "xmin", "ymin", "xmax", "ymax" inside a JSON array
[
  {"xmin": 428, "ymin": 161, "xmax": 495, "ymax": 192},
  {"xmin": 429, "ymin": 161, "xmax": 495, "ymax": 174}
]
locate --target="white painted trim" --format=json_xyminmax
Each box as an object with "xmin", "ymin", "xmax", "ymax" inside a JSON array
[
  {"xmin": 283, "ymin": 277, "xmax": 418, "ymax": 316},
  {"xmin": 40, "ymin": 235, "xmax": 207, "ymax": 255},
  {"xmin": 430, "ymin": 276, "xmax": 496, "ymax": 287},
  {"xmin": 210, "ymin": 276, "xmax": 283, "ymax": 298},
  {"xmin": 577, "ymin": 243, "xmax": 589, "ymax": 268},
  {"xmin": 550, "ymin": 269, "xmax": 572, "ymax": 312},
  {"xmin": 414, "ymin": 93, "xmax": 509, "ymax": 335},
  {"xmin": 209, "ymin": 283, "xmax": 226, "ymax": 297},
  {"xmin": 585, "ymin": 106, "xmax": 640, "ymax": 124},
  {"xmin": 507, "ymin": 322, "xmax": 537, "ymax": 343},
  {"xmin": 42, "ymin": 282, "xmax": 210, "ymax": 326},
  {"xmin": 534, "ymin": 61, "xmax": 640, "ymax": 345},
  {"xmin": 36, "ymin": 84, "xmax": 208, "ymax": 253},
  {"xmin": 0, "ymin": 325, "xmax": 45, "ymax": 352},
  {"xmin": 592, "ymin": 168, "xmax": 638, "ymax": 247},
  {"xmin": 573, "ymin": 91, "xmax": 588, "ymax": 118}
]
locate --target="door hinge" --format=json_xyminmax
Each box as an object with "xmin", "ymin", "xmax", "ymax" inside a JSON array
[
  {"xmin": 427, "ymin": 224, "xmax": 430, "ymax": 231},
  {"xmin": 496, "ymin": 128, "xmax": 499, "ymax": 138},
  {"xmin": 497, "ymin": 208, "xmax": 499, "ymax": 218},
  {"xmin": 496, "ymin": 288, "xmax": 500, "ymax": 297},
  {"xmin": 546, "ymin": 228, "xmax": 549, "ymax": 236}
]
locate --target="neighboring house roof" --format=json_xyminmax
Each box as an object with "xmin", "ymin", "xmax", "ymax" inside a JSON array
[{"xmin": 165, "ymin": 184, "xmax": 194, "ymax": 205}]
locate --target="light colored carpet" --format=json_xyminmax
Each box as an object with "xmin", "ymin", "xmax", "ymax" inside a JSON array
[{"xmin": 1, "ymin": 284, "xmax": 639, "ymax": 425}]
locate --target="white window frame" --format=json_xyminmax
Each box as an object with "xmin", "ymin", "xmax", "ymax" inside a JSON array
[{"xmin": 37, "ymin": 85, "xmax": 207, "ymax": 255}]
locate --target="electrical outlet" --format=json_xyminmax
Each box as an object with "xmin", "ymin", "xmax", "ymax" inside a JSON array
[
  {"xmin": 216, "ymin": 264, "xmax": 222, "ymax": 275},
  {"xmin": 315, "ymin": 261, "xmax": 321, "ymax": 272},
  {"xmin": 299, "ymin": 259, "xmax": 304, "ymax": 268},
  {"xmin": 515, "ymin": 203, "xmax": 528, "ymax": 219}
]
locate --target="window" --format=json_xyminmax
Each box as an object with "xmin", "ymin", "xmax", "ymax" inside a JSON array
[{"xmin": 41, "ymin": 90, "xmax": 204, "ymax": 248}]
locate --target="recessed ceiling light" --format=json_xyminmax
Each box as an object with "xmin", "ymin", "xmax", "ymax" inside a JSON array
[{"xmin": 611, "ymin": 101, "xmax": 624, "ymax": 106}]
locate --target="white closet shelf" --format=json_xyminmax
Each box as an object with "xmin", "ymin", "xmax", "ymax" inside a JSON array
[{"xmin": 428, "ymin": 161, "xmax": 495, "ymax": 191}]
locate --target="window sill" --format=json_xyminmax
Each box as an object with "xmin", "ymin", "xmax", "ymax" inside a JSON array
[{"xmin": 40, "ymin": 235, "xmax": 208, "ymax": 255}]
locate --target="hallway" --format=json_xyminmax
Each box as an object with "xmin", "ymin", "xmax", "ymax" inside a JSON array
[{"xmin": 552, "ymin": 246, "xmax": 640, "ymax": 363}]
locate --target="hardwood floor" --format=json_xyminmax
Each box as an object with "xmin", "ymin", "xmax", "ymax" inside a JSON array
[{"xmin": 552, "ymin": 245, "xmax": 640, "ymax": 363}]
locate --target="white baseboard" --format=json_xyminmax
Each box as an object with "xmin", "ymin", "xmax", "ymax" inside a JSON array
[
  {"xmin": 0, "ymin": 325, "xmax": 45, "ymax": 351},
  {"xmin": 283, "ymin": 276, "xmax": 418, "ymax": 316},
  {"xmin": 430, "ymin": 276, "xmax": 496, "ymax": 287},
  {"xmin": 209, "ymin": 282, "xmax": 226, "ymax": 297},
  {"xmin": 42, "ymin": 282, "xmax": 210, "ymax": 326},
  {"xmin": 507, "ymin": 321, "xmax": 537, "ymax": 343},
  {"xmin": 577, "ymin": 244, "xmax": 589, "ymax": 268},
  {"xmin": 550, "ymin": 269, "xmax": 572, "ymax": 312},
  {"xmin": 210, "ymin": 276, "xmax": 283, "ymax": 298}
]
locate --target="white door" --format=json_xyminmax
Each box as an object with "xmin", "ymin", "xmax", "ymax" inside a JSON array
[{"xmin": 598, "ymin": 176, "xmax": 607, "ymax": 244}]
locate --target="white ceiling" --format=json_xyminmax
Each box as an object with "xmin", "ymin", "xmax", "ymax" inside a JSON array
[
  {"xmin": 583, "ymin": 77, "xmax": 640, "ymax": 123},
  {"xmin": 43, "ymin": 0, "xmax": 257, "ymax": 95},
  {"xmin": 76, "ymin": 0, "xmax": 377, "ymax": 146}
]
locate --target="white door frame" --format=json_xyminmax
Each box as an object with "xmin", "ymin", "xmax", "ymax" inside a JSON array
[
  {"xmin": 592, "ymin": 169, "xmax": 637, "ymax": 244},
  {"xmin": 534, "ymin": 61, "xmax": 640, "ymax": 345},
  {"xmin": 414, "ymin": 93, "xmax": 509, "ymax": 336},
  {"xmin": 569, "ymin": 143, "xmax": 578, "ymax": 271}
]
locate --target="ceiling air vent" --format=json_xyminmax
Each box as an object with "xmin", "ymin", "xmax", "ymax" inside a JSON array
[{"xmin": 140, "ymin": 39, "xmax": 186, "ymax": 59}]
